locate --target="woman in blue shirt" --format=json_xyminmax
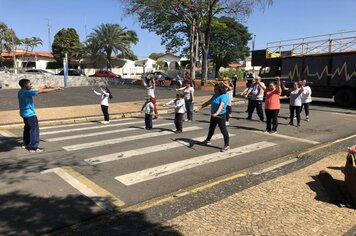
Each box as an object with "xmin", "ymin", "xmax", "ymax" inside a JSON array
[{"xmin": 195, "ymin": 83, "xmax": 230, "ymax": 152}]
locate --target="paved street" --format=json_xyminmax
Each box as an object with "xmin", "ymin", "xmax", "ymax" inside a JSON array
[{"xmin": 0, "ymin": 98, "xmax": 356, "ymax": 234}]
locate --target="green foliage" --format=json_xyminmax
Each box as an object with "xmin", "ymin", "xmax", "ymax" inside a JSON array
[
  {"xmin": 219, "ymin": 69, "xmax": 244, "ymax": 81},
  {"xmin": 210, "ymin": 16, "xmax": 251, "ymax": 77},
  {"xmin": 86, "ymin": 23, "xmax": 138, "ymax": 69},
  {"xmin": 52, "ymin": 28, "xmax": 83, "ymax": 63},
  {"xmin": 149, "ymin": 52, "xmax": 165, "ymax": 60},
  {"xmin": 0, "ymin": 55, "xmax": 3, "ymax": 63},
  {"xmin": 117, "ymin": 52, "xmax": 138, "ymax": 61}
]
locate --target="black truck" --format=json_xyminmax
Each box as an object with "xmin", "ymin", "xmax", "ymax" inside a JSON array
[{"xmin": 252, "ymin": 32, "xmax": 356, "ymax": 107}]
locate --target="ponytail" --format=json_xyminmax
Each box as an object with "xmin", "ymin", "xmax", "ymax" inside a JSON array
[{"xmin": 105, "ymin": 87, "xmax": 113, "ymax": 99}]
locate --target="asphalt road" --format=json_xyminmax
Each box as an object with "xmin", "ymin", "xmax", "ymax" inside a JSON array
[{"xmin": 0, "ymin": 101, "xmax": 356, "ymax": 234}]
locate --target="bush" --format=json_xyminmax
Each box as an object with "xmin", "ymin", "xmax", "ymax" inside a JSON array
[{"xmin": 219, "ymin": 69, "xmax": 244, "ymax": 81}]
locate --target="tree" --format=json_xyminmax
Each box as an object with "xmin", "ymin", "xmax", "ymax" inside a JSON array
[
  {"xmin": 121, "ymin": 0, "xmax": 272, "ymax": 83},
  {"xmin": 52, "ymin": 28, "xmax": 83, "ymax": 63},
  {"xmin": 210, "ymin": 17, "xmax": 251, "ymax": 77},
  {"xmin": 117, "ymin": 52, "xmax": 138, "ymax": 61},
  {"xmin": 149, "ymin": 52, "xmax": 165, "ymax": 60},
  {"xmin": 21, "ymin": 37, "xmax": 43, "ymax": 67},
  {"xmin": 86, "ymin": 23, "xmax": 138, "ymax": 70}
]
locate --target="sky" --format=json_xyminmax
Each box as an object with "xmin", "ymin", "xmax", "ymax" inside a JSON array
[{"xmin": 1, "ymin": 0, "xmax": 356, "ymax": 58}]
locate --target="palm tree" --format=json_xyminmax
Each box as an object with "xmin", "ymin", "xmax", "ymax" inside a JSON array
[
  {"xmin": 21, "ymin": 37, "xmax": 43, "ymax": 68},
  {"xmin": 86, "ymin": 23, "xmax": 138, "ymax": 70}
]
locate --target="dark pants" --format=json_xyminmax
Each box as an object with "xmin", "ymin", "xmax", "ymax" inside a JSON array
[
  {"xmin": 185, "ymin": 101, "xmax": 194, "ymax": 121},
  {"xmin": 265, "ymin": 109, "xmax": 279, "ymax": 132},
  {"xmin": 207, "ymin": 114, "xmax": 229, "ymax": 146},
  {"xmin": 101, "ymin": 105, "xmax": 109, "ymax": 121},
  {"xmin": 145, "ymin": 114, "xmax": 153, "ymax": 129},
  {"xmin": 226, "ymin": 106, "xmax": 231, "ymax": 122},
  {"xmin": 248, "ymin": 100, "xmax": 264, "ymax": 121},
  {"xmin": 23, "ymin": 115, "xmax": 40, "ymax": 150},
  {"xmin": 301, "ymin": 103, "xmax": 310, "ymax": 117},
  {"xmin": 175, "ymin": 113, "xmax": 184, "ymax": 132},
  {"xmin": 289, "ymin": 105, "xmax": 301, "ymax": 125}
]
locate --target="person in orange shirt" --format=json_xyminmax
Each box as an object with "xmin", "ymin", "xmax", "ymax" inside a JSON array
[{"xmin": 257, "ymin": 77, "xmax": 281, "ymax": 133}]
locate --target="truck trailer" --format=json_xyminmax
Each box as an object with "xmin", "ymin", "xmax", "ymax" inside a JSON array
[{"xmin": 252, "ymin": 31, "xmax": 356, "ymax": 107}]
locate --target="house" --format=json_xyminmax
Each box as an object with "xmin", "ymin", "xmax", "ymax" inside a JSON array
[{"xmin": 1, "ymin": 49, "xmax": 56, "ymax": 70}]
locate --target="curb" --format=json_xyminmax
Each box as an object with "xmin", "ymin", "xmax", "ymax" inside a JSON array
[{"xmin": 0, "ymin": 100, "xmax": 247, "ymax": 130}]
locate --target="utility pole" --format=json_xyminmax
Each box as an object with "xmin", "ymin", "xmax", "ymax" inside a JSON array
[
  {"xmin": 252, "ymin": 34, "xmax": 256, "ymax": 74},
  {"xmin": 47, "ymin": 19, "xmax": 51, "ymax": 52},
  {"xmin": 84, "ymin": 16, "xmax": 88, "ymax": 39}
]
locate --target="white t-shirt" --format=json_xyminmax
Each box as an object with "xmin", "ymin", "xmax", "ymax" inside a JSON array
[
  {"xmin": 183, "ymin": 87, "xmax": 194, "ymax": 101},
  {"xmin": 146, "ymin": 85, "xmax": 155, "ymax": 98},
  {"xmin": 166, "ymin": 99, "xmax": 186, "ymax": 113},
  {"xmin": 226, "ymin": 90, "xmax": 233, "ymax": 106},
  {"xmin": 144, "ymin": 102, "xmax": 154, "ymax": 114},
  {"xmin": 94, "ymin": 89, "xmax": 109, "ymax": 106},
  {"xmin": 302, "ymin": 86, "xmax": 312, "ymax": 103}
]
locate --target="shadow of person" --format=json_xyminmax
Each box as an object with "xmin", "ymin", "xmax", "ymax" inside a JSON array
[
  {"xmin": 172, "ymin": 137, "xmax": 221, "ymax": 150},
  {"xmin": 0, "ymin": 136, "xmax": 23, "ymax": 153}
]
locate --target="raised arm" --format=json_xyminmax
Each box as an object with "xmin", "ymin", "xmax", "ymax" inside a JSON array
[
  {"xmin": 276, "ymin": 77, "xmax": 281, "ymax": 94},
  {"xmin": 257, "ymin": 80, "xmax": 267, "ymax": 91},
  {"xmin": 37, "ymin": 87, "xmax": 62, "ymax": 94},
  {"xmin": 281, "ymin": 81, "xmax": 290, "ymax": 92}
]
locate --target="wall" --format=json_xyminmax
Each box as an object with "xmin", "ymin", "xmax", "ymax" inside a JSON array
[{"xmin": 0, "ymin": 73, "xmax": 131, "ymax": 89}]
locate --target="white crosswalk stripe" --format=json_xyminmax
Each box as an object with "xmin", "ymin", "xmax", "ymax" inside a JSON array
[
  {"xmin": 62, "ymin": 126, "xmax": 203, "ymax": 151},
  {"xmin": 85, "ymin": 134, "xmax": 236, "ymax": 165},
  {"xmin": 41, "ymin": 119, "xmax": 142, "ymax": 135},
  {"xmin": 40, "ymin": 118, "xmax": 136, "ymax": 130},
  {"xmin": 45, "ymin": 123, "xmax": 173, "ymax": 142},
  {"xmin": 115, "ymin": 141, "xmax": 276, "ymax": 186}
]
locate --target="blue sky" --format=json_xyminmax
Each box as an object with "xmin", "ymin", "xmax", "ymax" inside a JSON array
[{"xmin": 1, "ymin": 0, "xmax": 355, "ymax": 58}]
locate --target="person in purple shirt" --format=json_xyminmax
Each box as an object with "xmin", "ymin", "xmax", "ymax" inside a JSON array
[
  {"xmin": 195, "ymin": 83, "xmax": 230, "ymax": 152},
  {"xmin": 18, "ymin": 79, "xmax": 62, "ymax": 153}
]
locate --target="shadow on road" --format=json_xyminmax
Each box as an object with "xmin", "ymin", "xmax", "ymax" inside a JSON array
[
  {"xmin": 0, "ymin": 136, "xmax": 22, "ymax": 152},
  {"xmin": 0, "ymin": 191, "xmax": 182, "ymax": 235},
  {"xmin": 172, "ymin": 137, "xmax": 221, "ymax": 150}
]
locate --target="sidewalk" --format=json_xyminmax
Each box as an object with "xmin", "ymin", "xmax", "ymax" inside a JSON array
[{"xmin": 154, "ymin": 152, "xmax": 356, "ymax": 235}]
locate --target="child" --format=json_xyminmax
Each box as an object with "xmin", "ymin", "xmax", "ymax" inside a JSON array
[
  {"xmin": 223, "ymin": 78, "xmax": 234, "ymax": 126},
  {"xmin": 141, "ymin": 95, "xmax": 154, "ymax": 130},
  {"xmin": 92, "ymin": 86, "xmax": 113, "ymax": 124},
  {"xmin": 164, "ymin": 93, "xmax": 186, "ymax": 133}
]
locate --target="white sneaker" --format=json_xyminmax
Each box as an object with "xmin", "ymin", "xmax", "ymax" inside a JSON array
[
  {"xmin": 225, "ymin": 121, "xmax": 230, "ymax": 126},
  {"xmin": 101, "ymin": 121, "xmax": 110, "ymax": 124},
  {"xmin": 29, "ymin": 148, "xmax": 44, "ymax": 153},
  {"xmin": 184, "ymin": 119, "xmax": 188, "ymax": 122}
]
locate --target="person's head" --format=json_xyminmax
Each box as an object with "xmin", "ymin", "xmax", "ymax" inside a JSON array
[
  {"xmin": 184, "ymin": 80, "xmax": 191, "ymax": 87},
  {"xmin": 253, "ymin": 75, "xmax": 261, "ymax": 84},
  {"xmin": 302, "ymin": 79, "xmax": 307, "ymax": 86},
  {"xmin": 176, "ymin": 93, "xmax": 184, "ymax": 99},
  {"xmin": 214, "ymin": 83, "xmax": 227, "ymax": 95},
  {"xmin": 19, "ymin": 79, "xmax": 32, "ymax": 90},
  {"xmin": 293, "ymin": 82, "xmax": 299, "ymax": 90},
  {"xmin": 268, "ymin": 81, "xmax": 276, "ymax": 91},
  {"xmin": 103, "ymin": 86, "xmax": 113, "ymax": 99},
  {"xmin": 145, "ymin": 95, "xmax": 152, "ymax": 102}
]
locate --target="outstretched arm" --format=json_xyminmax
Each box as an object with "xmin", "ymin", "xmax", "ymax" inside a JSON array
[
  {"xmin": 195, "ymin": 99, "xmax": 211, "ymax": 112},
  {"xmin": 37, "ymin": 87, "xmax": 62, "ymax": 94}
]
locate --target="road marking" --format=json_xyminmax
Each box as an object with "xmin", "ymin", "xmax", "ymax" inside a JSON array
[
  {"xmin": 41, "ymin": 119, "xmax": 141, "ymax": 135},
  {"xmin": 0, "ymin": 130, "xmax": 18, "ymax": 138},
  {"xmin": 115, "ymin": 141, "xmax": 276, "ymax": 186},
  {"xmin": 252, "ymin": 158, "xmax": 297, "ymax": 175},
  {"xmin": 45, "ymin": 123, "xmax": 173, "ymax": 142},
  {"xmin": 253, "ymin": 131, "xmax": 320, "ymax": 144},
  {"xmin": 333, "ymin": 133, "xmax": 356, "ymax": 144},
  {"xmin": 63, "ymin": 126, "xmax": 203, "ymax": 151},
  {"xmin": 41, "ymin": 166, "xmax": 125, "ymax": 211},
  {"xmin": 331, "ymin": 112, "xmax": 356, "ymax": 117},
  {"xmin": 40, "ymin": 118, "xmax": 136, "ymax": 130},
  {"xmin": 85, "ymin": 134, "xmax": 236, "ymax": 165}
]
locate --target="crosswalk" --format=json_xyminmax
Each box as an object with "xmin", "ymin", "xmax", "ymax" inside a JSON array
[{"xmin": 34, "ymin": 116, "xmax": 280, "ymax": 210}]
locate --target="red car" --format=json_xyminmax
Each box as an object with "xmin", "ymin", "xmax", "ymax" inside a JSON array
[{"xmin": 89, "ymin": 70, "xmax": 121, "ymax": 78}]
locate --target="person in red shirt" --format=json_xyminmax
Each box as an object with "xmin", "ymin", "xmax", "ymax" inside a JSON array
[{"xmin": 257, "ymin": 77, "xmax": 281, "ymax": 133}]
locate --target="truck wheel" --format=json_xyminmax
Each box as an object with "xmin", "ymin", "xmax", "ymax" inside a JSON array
[{"xmin": 335, "ymin": 89, "xmax": 356, "ymax": 107}]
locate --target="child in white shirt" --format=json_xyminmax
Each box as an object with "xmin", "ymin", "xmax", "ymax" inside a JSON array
[
  {"xmin": 92, "ymin": 86, "xmax": 112, "ymax": 124},
  {"xmin": 164, "ymin": 93, "xmax": 186, "ymax": 133},
  {"xmin": 141, "ymin": 96, "xmax": 154, "ymax": 130}
]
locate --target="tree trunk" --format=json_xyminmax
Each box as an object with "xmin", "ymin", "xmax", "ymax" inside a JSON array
[{"xmin": 189, "ymin": 21, "xmax": 197, "ymax": 81}]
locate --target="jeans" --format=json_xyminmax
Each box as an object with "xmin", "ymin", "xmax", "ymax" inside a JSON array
[
  {"xmin": 185, "ymin": 101, "xmax": 194, "ymax": 121},
  {"xmin": 101, "ymin": 105, "xmax": 109, "ymax": 121},
  {"xmin": 23, "ymin": 115, "xmax": 40, "ymax": 150},
  {"xmin": 302, "ymin": 103, "xmax": 310, "ymax": 117},
  {"xmin": 145, "ymin": 114, "xmax": 153, "ymax": 129},
  {"xmin": 265, "ymin": 109, "xmax": 279, "ymax": 132},
  {"xmin": 289, "ymin": 105, "xmax": 301, "ymax": 125},
  {"xmin": 207, "ymin": 114, "xmax": 229, "ymax": 146},
  {"xmin": 248, "ymin": 100, "xmax": 264, "ymax": 121},
  {"xmin": 175, "ymin": 113, "xmax": 184, "ymax": 132}
]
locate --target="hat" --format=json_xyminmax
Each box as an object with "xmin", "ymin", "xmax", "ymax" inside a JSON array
[{"xmin": 145, "ymin": 95, "xmax": 152, "ymax": 99}]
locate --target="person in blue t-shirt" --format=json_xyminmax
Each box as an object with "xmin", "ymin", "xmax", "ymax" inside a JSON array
[
  {"xmin": 195, "ymin": 83, "xmax": 230, "ymax": 152},
  {"xmin": 18, "ymin": 79, "xmax": 62, "ymax": 153}
]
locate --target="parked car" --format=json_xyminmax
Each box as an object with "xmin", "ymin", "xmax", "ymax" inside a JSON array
[
  {"xmin": 57, "ymin": 69, "xmax": 86, "ymax": 76},
  {"xmin": 25, "ymin": 69, "xmax": 54, "ymax": 75},
  {"xmin": 89, "ymin": 70, "xmax": 121, "ymax": 78}
]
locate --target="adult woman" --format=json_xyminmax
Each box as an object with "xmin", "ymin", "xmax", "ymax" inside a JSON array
[
  {"xmin": 144, "ymin": 74, "xmax": 159, "ymax": 119},
  {"xmin": 257, "ymin": 77, "xmax": 281, "ymax": 133},
  {"xmin": 301, "ymin": 79, "xmax": 312, "ymax": 121},
  {"xmin": 195, "ymin": 83, "xmax": 230, "ymax": 152},
  {"xmin": 282, "ymin": 81, "xmax": 304, "ymax": 127},
  {"xmin": 183, "ymin": 80, "xmax": 195, "ymax": 122}
]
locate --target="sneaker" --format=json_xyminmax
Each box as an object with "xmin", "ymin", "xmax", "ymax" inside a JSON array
[
  {"xmin": 21, "ymin": 145, "xmax": 28, "ymax": 149},
  {"xmin": 263, "ymin": 130, "xmax": 270, "ymax": 133},
  {"xmin": 225, "ymin": 121, "xmax": 230, "ymax": 126},
  {"xmin": 306, "ymin": 116, "xmax": 309, "ymax": 122},
  {"xmin": 296, "ymin": 124, "xmax": 301, "ymax": 127},
  {"xmin": 153, "ymin": 116, "xmax": 158, "ymax": 120},
  {"xmin": 29, "ymin": 148, "xmax": 44, "ymax": 153},
  {"xmin": 202, "ymin": 140, "xmax": 211, "ymax": 145},
  {"xmin": 188, "ymin": 120, "xmax": 192, "ymax": 122},
  {"xmin": 175, "ymin": 130, "xmax": 182, "ymax": 134},
  {"xmin": 293, "ymin": 116, "xmax": 297, "ymax": 120},
  {"xmin": 220, "ymin": 146, "xmax": 230, "ymax": 152},
  {"xmin": 271, "ymin": 130, "xmax": 278, "ymax": 134},
  {"xmin": 184, "ymin": 119, "xmax": 188, "ymax": 122},
  {"xmin": 246, "ymin": 117, "xmax": 252, "ymax": 120},
  {"xmin": 288, "ymin": 122, "xmax": 293, "ymax": 126}
]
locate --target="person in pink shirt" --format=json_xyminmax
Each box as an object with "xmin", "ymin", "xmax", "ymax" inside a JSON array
[{"xmin": 257, "ymin": 77, "xmax": 281, "ymax": 133}]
